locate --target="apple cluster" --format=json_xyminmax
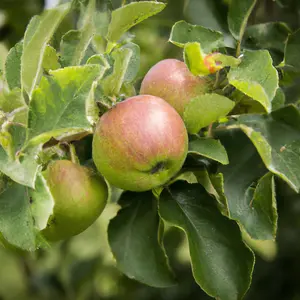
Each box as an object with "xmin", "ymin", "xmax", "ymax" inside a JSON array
[
  {"xmin": 92, "ymin": 58, "xmax": 209, "ymax": 191},
  {"xmin": 43, "ymin": 59, "xmax": 208, "ymax": 241}
]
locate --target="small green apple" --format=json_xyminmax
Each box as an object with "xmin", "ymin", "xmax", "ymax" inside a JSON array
[
  {"xmin": 140, "ymin": 59, "xmax": 211, "ymax": 116},
  {"xmin": 42, "ymin": 160, "xmax": 108, "ymax": 241},
  {"xmin": 92, "ymin": 95, "xmax": 188, "ymax": 192}
]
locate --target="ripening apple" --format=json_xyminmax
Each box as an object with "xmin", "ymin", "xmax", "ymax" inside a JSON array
[
  {"xmin": 140, "ymin": 59, "xmax": 211, "ymax": 116},
  {"xmin": 92, "ymin": 95, "xmax": 188, "ymax": 192},
  {"xmin": 42, "ymin": 160, "xmax": 108, "ymax": 241}
]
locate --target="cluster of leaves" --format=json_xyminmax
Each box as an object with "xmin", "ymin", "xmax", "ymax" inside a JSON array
[{"xmin": 1, "ymin": 0, "xmax": 300, "ymax": 299}]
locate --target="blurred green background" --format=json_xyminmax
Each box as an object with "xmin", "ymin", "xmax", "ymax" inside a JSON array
[{"xmin": 1, "ymin": 0, "xmax": 300, "ymax": 299}]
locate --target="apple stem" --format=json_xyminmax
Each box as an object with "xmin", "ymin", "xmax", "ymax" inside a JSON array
[
  {"xmin": 213, "ymin": 71, "xmax": 220, "ymax": 89},
  {"xmin": 207, "ymin": 123, "xmax": 214, "ymax": 138},
  {"xmin": 236, "ymin": 40, "xmax": 241, "ymax": 58},
  {"xmin": 69, "ymin": 144, "xmax": 80, "ymax": 165}
]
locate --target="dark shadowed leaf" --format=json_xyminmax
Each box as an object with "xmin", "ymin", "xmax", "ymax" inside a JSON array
[
  {"xmin": 244, "ymin": 22, "xmax": 291, "ymax": 52},
  {"xmin": 228, "ymin": 0, "xmax": 257, "ymax": 41},
  {"xmin": 159, "ymin": 181, "xmax": 254, "ymax": 300},
  {"xmin": 217, "ymin": 128, "xmax": 277, "ymax": 240},
  {"xmin": 230, "ymin": 105, "xmax": 300, "ymax": 193},
  {"xmin": 108, "ymin": 191, "xmax": 175, "ymax": 288},
  {"xmin": 283, "ymin": 29, "xmax": 300, "ymax": 70}
]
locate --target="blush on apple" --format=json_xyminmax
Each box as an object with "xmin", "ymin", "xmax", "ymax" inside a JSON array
[
  {"xmin": 92, "ymin": 95, "xmax": 188, "ymax": 192},
  {"xmin": 140, "ymin": 59, "xmax": 211, "ymax": 116}
]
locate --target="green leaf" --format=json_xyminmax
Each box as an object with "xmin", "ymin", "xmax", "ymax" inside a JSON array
[
  {"xmin": 102, "ymin": 46, "xmax": 135, "ymax": 96},
  {"xmin": 0, "ymin": 143, "xmax": 41, "ymax": 188},
  {"xmin": 183, "ymin": 42, "xmax": 211, "ymax": 76},
  {"xmin": 217, "ymin": 129, "xmax": 277, "ymax": 240},
  {"xmin": 0, "ymin": 89, "xmax": 39, "ymax": 188},
  {"xmin": 121, "ymin": 43, "xmax": 140, "ymax": 83},
  {"xmin": 169, "ymin": 20, "xmax": 224, "ymax": 53},
  {"xmin": 106, "ymin": 1, "xmax": 166, "ymax": 43},
  {"xmin": 195, "ymin": 169, "xmax": 228, "ymax": 214},
  {"xmin": 4, "ymin": 42, "xmax": 22, "ymax": 90},
  {"xmin": 183, "ymin": 0, "xmax": 228, "ymax": 33},
  {"xmin": 188, "ymin": 136, "xmax": 229, "ymax": 165},
  {"xmin": 228, "ymin": 50, "xmax": 279, "ymax": 113},
  {"xmin": 0, "ymin": 88, "xmax": 27, "ymax": 116},
  {"xmin": 272, "ymin": 88, "xmax": 285, "ymax": 111},
  {"xmin": 0, "ymin": 43, "xmax": 8, "ymax": 76},
  {"xmin": 183, "ymin": 93, "xmax": 235, "ymax": 134},
  {"xmin": 159, "ymin": 181, "xmax": 254, "ymax": 300},
  {"xmin": 283, "ymin": 29, "xmax": 300, "ymax": 70},
  {"xmin": 60, "ymin": 24, "xmax": 94, "ymax": 67},
  {"xmin": 183, "ymin": 43, "xmax": 240, "ymax": 76},
  {"xmin": 42, "ymin": 45, "xmax": 60, "ymax": 72},
  {"xmin": 244, "ymin": 22, "xmax": 291, "ymax": 53},
  {"xmin": 29, "ymin": 172, "xmax": 54, "ymax": 231},
  {"xmin": 0, "ymin": 182, "xmax": 45, "ymax": 251},
  {"xmin": 108, "ymin": 191, "xmax": 175, "ymax": 288},
  {"xmin": 27, "ymin": 64, "xmax": 103, "ymax": 144},
  {"xmin": 228, "ymin": 0, "xmax": 257, "ymax": 41},
  {"xmin": 230, "ymin": 105, "xmax": 300, "ymax": 193},
  {"xmin": 21, "ymin": 3, "xmax": 70, "ymax": 97}
]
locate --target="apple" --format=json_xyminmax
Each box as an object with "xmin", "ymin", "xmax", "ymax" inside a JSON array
[
  {"xmin": 140, "ymin": 59, "xmax": 211, "ymax": 116},
  {"xmin": 42, "ymin": 160, "xmax": 108, "ymax": 241},
  {"xmin": 92, "ymin": 95, "xmax": 188, "ymax": 192}
]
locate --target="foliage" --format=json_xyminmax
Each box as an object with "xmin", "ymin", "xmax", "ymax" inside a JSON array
[{"xmin": 1, "ymin": 0, "xmax": 300, "ymax": 299}]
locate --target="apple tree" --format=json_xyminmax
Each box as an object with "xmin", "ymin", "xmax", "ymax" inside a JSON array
[{"xmin": 0, "ymin": 0, "xmax": 300, "ymax": 299}]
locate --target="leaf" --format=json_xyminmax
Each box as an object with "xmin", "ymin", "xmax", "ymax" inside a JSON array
[
  {"xmin": 108, "ymin": 191, "xmax": 175, "ymax": 288},
  {"xmin": 21, "ymin": 3, "xmax": 70, "ymax": 97},
  {"xmin": 0, "ymin": 143, "xmax": 41, "ymax": 188},
  {"xmin": 188, "ymin": 136, "xmax": 229, "ymax": 165},
  {"xmin": 217, "ymin": 128, "xmax": 277, "ymax": 240},
  {"xmin": 159, "ymin": 181, "xmax": 254, "ymax": 300},
  {"xmin": 0, "ymin": 43, "xmax": 8, "ymax": 76},
  {"xmin": 42, "ymin": 45, "xmax": 60, "ymax": 72},
  {"xmin": 228, "ymin": 50, "xmax": 279, "ymax": 113},
  {"xmin": 4, "ymin": 42, "xmax": 22, "ymax": 90},
  {"xmin": 283, "ymin": 29, "xmax": 300, "ymax": 70},
  {"xmin": 106, "ymin": 1, "xmax": 166, "ymax": 43},
  {"xmin": 244, "ymin": 22, "xmax": 291, "ymax": 53},
  {"xmin": 183, "ymin": 43, "xmax": 240, "ymax": 76},
  {"xmin": 230, "ymin": 105, "xmax": 300, "ymax": 193},
  {"xmin": 0, "ymin": 182, "xmax": 46, "ymax": 251},
  {"xmin": 183, "ymin": 42, "xmax": 211, "ymax": 76},
  {"xmin": 85, "ymin": 81, "xmax": 100, "ymax": 126},
  {"xmin": 0, "ymin": 88, "xmax": 27, "ymax": 116},
  {"xmin": 183, "ymin": 93, "xmax": 235, "ymax": 134},
  {"xmin": 29, "ymin": 172, "xmax": 54, "ymax": 231},
  {"xmin": 60, "ymin": 24, "xmax": 94, "ymax": 67},
  {"xmin": 169, "ymin": 20, "xmax": 224, "ymax": 53},
  {"xmin": 27, "ymin": 64, "xmax": 103, "ymax": 144},
  {"xmin": 0, "ymin": 89, "xmax": 39, "ymax": 188},
  {"xmin": 228, "ymin": 0, "xmax": 257, "ymax": 41},
  {"xmin": 195, "ymin": 169, "xmax": 228, "ymax": 214},
  {"xmin": 101, "ymin": 47, "xmax": 134, "ymax": 96},
  {"xmin": 183, "ymin": 0, "xmax": 228, "ymax": 33},
  {"xmin": 121, "ymin": 43, "xmax": 140, "ymax": 83},
  {"xmin": 272, "ymin": 88, "xmax": 285, "ymax": 111}
]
